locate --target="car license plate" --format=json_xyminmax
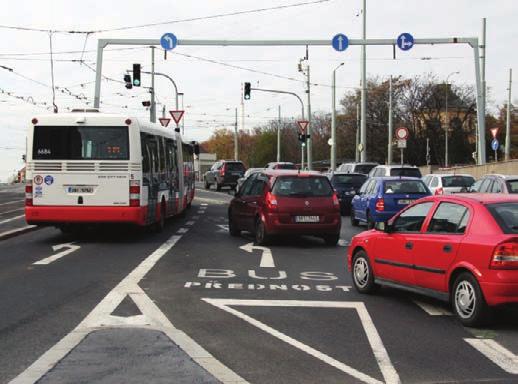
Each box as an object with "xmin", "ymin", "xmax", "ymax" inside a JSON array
[
  {"xmin": 68, "ymin": 186, "xmax": 94, "ymax": 193},
  {"xmin": 398, "ymin": 199, "xmax": 414, "ymax": 205},
  {"xmin": 295, "ymin": 215, "xmax": 320, "ymax": 223}
]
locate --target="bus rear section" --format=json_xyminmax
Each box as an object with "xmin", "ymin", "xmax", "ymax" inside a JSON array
[{"xmin": 25, "ymin": 116, "xmax": 147, "ymax": 227}]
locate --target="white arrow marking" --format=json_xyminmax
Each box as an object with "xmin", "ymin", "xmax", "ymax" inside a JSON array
[
  {"xmin": 337, "ymin": 35, "xmax": 344, "ymax": 50},
  {"xmin": 163, "ymin": 35, "xmax": 173, "ymax": 49},
  {"xmin": 465, "ymin": 338, "xmax": 518, "ymax": 374},
  {"xmin": 239, "ymin": 242, "xmax": 275, "ymax": 268},
  {"xmin": 33, "ymin": 242, "xmax": 81, "ymax": 265},
  {"xmin": 216, "ymin": 224, "xmax": 229, "ymax": 233}
]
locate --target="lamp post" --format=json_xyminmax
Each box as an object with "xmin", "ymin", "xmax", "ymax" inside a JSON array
[
  {"xmin": 331, "ymin": 62, "xmax": 344, "ymax": 171},
  {"xmin": 445, "ymin": 71, "xmax": 459, "ymax": 168}
]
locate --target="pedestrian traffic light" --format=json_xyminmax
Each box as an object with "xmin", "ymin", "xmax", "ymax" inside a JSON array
[
  {"xmin": 244, "ymin": 82, "xmax": 251, "ymax": 100},
  {"xmin": 124, "ymin": 74, "xmax": 132, "ymax": 89},
  {"xmin": 132, "ymin": 64, "xmax": 141, "ymax": 87}
]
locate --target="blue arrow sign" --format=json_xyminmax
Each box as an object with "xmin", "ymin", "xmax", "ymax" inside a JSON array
[
  {"xmin": 160, "ymin": 33, "xmax": 177, "ymax": 51},
  {"xmin": 491, "ymin": 139, "xmax": 499, "ymax": 151},
  {"xmin": 397, "ymin": 33, "xmax": 414, "ymax": 51},
  {"xmin": 331, "ymin": 34, "xmax": 349, "ymax": 52}
]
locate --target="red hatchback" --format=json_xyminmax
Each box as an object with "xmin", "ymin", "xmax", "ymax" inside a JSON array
[
  {"xmin": 228, "ymin": 170, "xmax": 341, "ymax": 245},
  {"xmin": 347, "ymin": 194, "xmax": 518, "ymax": 326}
]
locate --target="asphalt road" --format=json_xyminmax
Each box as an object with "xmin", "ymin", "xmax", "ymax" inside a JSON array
[{"xmin": 1, "ymin": 184, "xmax": 517, "ymax": 384}]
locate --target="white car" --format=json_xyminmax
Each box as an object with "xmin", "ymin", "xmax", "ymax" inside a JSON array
[{"xmin": 422, "ymin": 173, "xmax": 475, "ymax": 195}]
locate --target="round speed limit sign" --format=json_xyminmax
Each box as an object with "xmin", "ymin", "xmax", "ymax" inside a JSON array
[{"xmin": 395, "ymin": 127, "xmax": 409, "ymax": 140}]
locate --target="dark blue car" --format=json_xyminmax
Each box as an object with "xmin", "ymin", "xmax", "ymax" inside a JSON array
[
  {"xmin": 326, "ymin": 172, "xmax": 367, "ymax": 215},
  {"xmin": 350, "ymin": 177, "xmax": 431, "ymax": 228}
]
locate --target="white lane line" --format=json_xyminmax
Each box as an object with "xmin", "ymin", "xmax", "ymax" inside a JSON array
[
  {"xmin": 203, "ymin": 299, "xmax": 400, "ymax": 384},
  {"xmin": 0, "ymin": 225, "xmax": 37, "ymax": 240},
  {"xmin": 200, "ymin": 203, "xmax": 208, "ymax": 206},
  {"xmin": 10, "ymin": 233, "xmax": 248, "ymax": 384},
  {"xmin": 465, "ymin": 338, "xmax": 518, "ymax": 374},
  {"xmin": 338, "ymin": 239, "xmax": 350, "ymax": 247},
  {"xmin": 239, "ymin": 242, "xmax": 275, "ymax": 268},
  {"xmin": 192, "ymin": 215, "xmax": 200, "ymax": 220},
  {"xmin": 33, "ymin": 243, "xmax": 81, "ymax": 265},
  {"xmin": 413, "ymin": 300, "xmax": 452, "ymax": 316},
  {"xmin": 177, "ymin": 227, "xmax": 189, "ymax": 234},
  {"xmin": 0, "ymin": 208, "xmax": 24, "ymax": 215},
  {"xmin": 0, "ymin": 214, "xmax": 25, "ymax": 225},
  {"xmin": 197, "ymin": 211, "xmax": 205, "ymax": 214},
  {"xmin": 0, "ymin": 199, "xmax": 24, "ymax": 206},
  {"xmin": 185, "ymin": 220, "xmax": 195, "ymax": 226}
]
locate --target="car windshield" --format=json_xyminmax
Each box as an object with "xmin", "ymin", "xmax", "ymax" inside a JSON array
[
  {"xmin": 354, "ymin": 164, "xmax": 377, "ymax": 174},
  {"xmin": 33, "ymin": 125, "xmax": 129, "ymax": 160},
  {"xmin": 225, "ymin": 162, "xmax": 245, "ymax": 172},
  {"xmin": 441, "ymin": 176, "xmax": 475, "ymax": 188},
  {"xmin": 487, "ymin": 203, "xmax": 518, "ymax": 233},
  {"xmin": 383, "ymin": 180, "xmax": 428, "ymax": 194},
  {"xmin": 389, "ymin": 168, "xmax": 422, "ymax": 178},
  {"xmin": 332, "ymin": 174, "xmax": 367, "ymax": 187},
  {"xmin": 272, "ymin": 176, "xmax": 333, "ymax": 197},
  {"xmin": 506, "ymin": 180, "xmax": 518, "ymax": 194}
]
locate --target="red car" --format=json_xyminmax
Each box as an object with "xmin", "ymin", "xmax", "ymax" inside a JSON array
[
  {"xmin": 228, "ymin": 170, "xmax": 341, "ymax": 245},
  {"xmin": 347, "ymin": 194, "xmax": 518, "ymax": 326}
]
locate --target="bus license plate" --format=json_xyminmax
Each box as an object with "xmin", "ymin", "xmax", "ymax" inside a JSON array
[
  {"xmin": 398, "ymin": 199, "xmax": 414, "ymax": 205},
  {"xmin": 295, "ymin": 215, "xmax": 320, "ymax": 223},
  {"xmin": 68, "ymin": 186, "xmax": 94, "ymax": 194}
]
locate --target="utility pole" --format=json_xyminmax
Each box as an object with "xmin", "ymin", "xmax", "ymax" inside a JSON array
[
  {"xmin": 150, "ymin": 46, "xmax": 156, "ymax": 123},
  {"xmin": 360, "ymin": 0, "xmax": 367, "ymax": 162},
  {"xmin": 387, "ymin": 76, "xmax": 393, "ymax": 165},
  {"xmin": 355, "ymin": 104, "xmax": 360, "ymax": 162},
  {"xmin": 331, "ymin": 63, "xmax": 344, "ymax": 171},
  {"xmin": 277, "ymin": 105, "xmax": 281, "ymax": 162},
  {"xmin": 505, "ymin": 68, "xmax": 513, "ymax": 160},
  {"xmin": 162, "ymin": 105, "xmax": 166, "ymax": 118},
  {"xmin": 445, "ymin": 71, "xmax": 459, "ymax": 168},
  {"xmin": 180, "ymin": 93, "xmax": 185, "ymax": 135},
  {"xmin": 306, "ymin": 60, "xmax": 312, "ymax": 169},
  {"xmin": 234, "ymin": 107, "xmax": 238, "ymax": 160},
  {"xmin": 241, "ymin": 83, "xmax": 245, "ymax": 135},
  {"xmin": 480, "ymin": 18, "xmax": 487, "ymax": 163}
]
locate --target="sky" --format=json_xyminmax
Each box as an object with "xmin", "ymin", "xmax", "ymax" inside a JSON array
[{"xmin": 1, "ymin": 0, "xmax": 516, "ymax": 182}]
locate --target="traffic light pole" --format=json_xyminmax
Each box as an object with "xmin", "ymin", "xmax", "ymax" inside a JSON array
[
  {"xmin": 142, "ymin": 71, "xmax": 180, "ymax": 110},
  {"xmin": 93, "ymin": 36, "xmax": 486, "ymax": 164},
  {"xmin": 249, "ymin": 87, "xmax": 305, "ymax": 120},
  {"xmin": 150, "ymin": 46, "xmax": 156, "ymax": 123}
]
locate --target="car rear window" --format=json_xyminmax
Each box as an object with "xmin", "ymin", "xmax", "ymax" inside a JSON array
[
  {"xmin": 274, "ymin": 163, "xmax": 297, "ymax": 170},
  {"xmin": 389, "ymin": 168, "xmax": 422, "ymax": 178},
  {"xmin": 33, "ymin": 125, "xmax": 129, "ymax": 160},
  {"xmin": 332, "ymin": 174, "xmax": 367, "ymax": 187},
  {"xmin": 487, "ymin": 203, "xmax": 518, "ymax": 233},
  {"xmin": 506, "ymin": 180, "xmax": 518, "ymax": 194},
  {"xmin": 225, "ymin": 162, "xmax": 245, "ymax": 172},
  {"xmin": 441, "ymin": 176, "xmax": 475, "ymax": 188},
  {"xmin": 354, "ymin": 164, "xmax": 377, "ymax": 174},
  {"xmin": 383, "ymin": 180, "xmax": 429, "ymax": 194},
  {"xmin": 272, "ymin": 176, "xmax": 333, "ymax": 197}
]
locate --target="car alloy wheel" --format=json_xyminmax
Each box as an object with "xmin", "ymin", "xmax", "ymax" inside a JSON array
[
  {"xmin": 354, "ymin": 257, "xmax": 370, "ymax": 288},
  {"xmin": 455, "ymin": 281, "xmax": 476, "ymax": 319},
  {"xmin": 452, "ymin": 272, "xmax": 490, "ymax": 326}
]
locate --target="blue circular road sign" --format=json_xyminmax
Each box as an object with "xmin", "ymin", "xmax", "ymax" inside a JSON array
[
  {"xmin": 491, "ymin": 139, "xmax": 499, "ymax": 151},
  {"xmin": 160, "ymin": 33, "xmax": 178, "ymax": 51},
  {"xmin": 331, "ymin": 34, "xmax": 349, "ymax": 52},
  {"xmin": 397, "ymin": 33, "xmax": 414, "ymax": 51}
]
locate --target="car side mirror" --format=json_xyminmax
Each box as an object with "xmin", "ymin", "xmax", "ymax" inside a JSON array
[{"xmin": 375, "ymin": 221, "xmax": 393, "ymax": 233}]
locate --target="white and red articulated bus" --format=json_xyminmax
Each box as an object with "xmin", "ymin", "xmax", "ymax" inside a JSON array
[{"xmin": 24, "ymin": 110, "xmax": 198, "ymax": 232}]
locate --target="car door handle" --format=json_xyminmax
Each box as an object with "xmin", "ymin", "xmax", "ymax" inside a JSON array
[
  {"xmin": 443, "ymin": 244, "xmax": 453, "ymax": 253},
  {"xmin": 405, "ymin": 242, "xmax": 413, "ymax": 250}
]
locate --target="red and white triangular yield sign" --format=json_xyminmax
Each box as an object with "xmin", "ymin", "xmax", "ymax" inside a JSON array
[
  {"xmin": 169, "ymin": 110, "xmax": 185, "ymax": 125},
  {"xmin": 490, "ymin": 127, "xmax": 499, "ymax": 139},
  {"xmin": 158, "ymin": 117, "xmax": 171, "ymax": 127},
  {"xmin": 297, "ymin": 120, "xmax": 309, "ymax": 134}
]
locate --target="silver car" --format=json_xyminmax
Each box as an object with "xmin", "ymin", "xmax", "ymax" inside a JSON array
[{"xmin": 422, "ymin": 173, "xmax": 475, "ymax": 195}]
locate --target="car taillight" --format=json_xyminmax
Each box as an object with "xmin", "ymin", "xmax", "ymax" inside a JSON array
[
  {"xmin": 332, "ymin": 193, "xmax": 340, "ymax": 207},
  {"xmin": 435, "ymin": 187, "xmax": 444, "ymax": 195},
  {"xmin": 129, "ymin": 180, "xmax": 140, "ymax": 207},
  {"xmin": 25, "ymin": 180, "xmax": 33, "ymax": 206},
  {"xmin": 266, "ymin": 192, "xmax": 278, "ymax": 211},
  {"xmin": 490, "ymin": 242, "xmax": 518, "ymax": 270},
  {"xmin": 375, "ymin": 198, "xmax": 384, "ymax": 211}
]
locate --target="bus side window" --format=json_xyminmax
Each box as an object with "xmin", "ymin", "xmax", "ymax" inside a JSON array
[
  {"xmin": 145, "ymin": 135, "xmax": 159, "ymax": 185},
  {"xmin": 166, "ymin": 139, "xmax": 177, "ymax": 189},
  {"xmin": 141, "ymin": 133, "xmax": 151, "ymax": 185},
  {"xmin": 158, "ymin": 137, "xmax": 166, "ymax": 178}
]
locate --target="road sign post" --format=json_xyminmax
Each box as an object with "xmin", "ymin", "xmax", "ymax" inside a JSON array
[
  {"xmin": 297, "ymin": 120, "xmax": 309, "ymax": 169},
  {"xmin": 395, "ymin": 127, "xmax": 409, "ymax": 166},
  {"xmin": 491, "ymin": 139, "xmax": 499, "ymax": 162}
]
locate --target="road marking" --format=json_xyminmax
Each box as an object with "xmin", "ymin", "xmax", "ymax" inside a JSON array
[
  {"xmin": 197, "ymin": 211, "xmax": 205, "ymax": 214},
  {"xmin": 33, "ymin": 243, "xmax": 81, "ymax": 265},
  {"xmin": 465, "ymin": 338, "xmax": 518, "ymax": 374},
  {"xmin": 192, "ymin": 215, "xmax": 200, "ymax": 220},
  {"xmin": 10, "ymin": 233, "xmax": 248, "ymax": 384},
  {"xmin": 0, "ymin": 199, "xmax": 24, "ymax": 206},
  {"xmin": 185, "ymin": 220, "xmax": 195, "ymax": 226},
  {"xmin": 0, "ymin": 214, "xmax": 25, "ymax": 225},
  {"xmin": 0, "ymin": 207, "xmax": 24, "ymax": 215},
  {"xmin": 0, "ymin": 225, "xmax": 37, "ymax": 240},
  {"xmin": 217, "ymin": 224, "xmax": 229, "ymax": 233},
  {"xmin": 338, "ymin": 239, "xmax": 350, "ymax": 247},
  {"xmin": 240, "ymin": 242, "xmax": 275, "ymax": 268},
  {"xmin": 201, "ymin": 203, "xmax": 208, "ymax": 206},
  {"xmin": 203, "ymin": 299, "xmax": 400, "ymax": 384},
  {"xmin": 177, "ymin": 227, "xmax": 189, "ymax": 234},
  {"xmin": 413, "ymin": 300, "xmax": 452, "ymax": 316}
]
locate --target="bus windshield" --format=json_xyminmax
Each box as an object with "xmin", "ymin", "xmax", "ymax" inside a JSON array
[{"xmin": 33, "ymin": 125, "xmax": 129, "ymax": 160}]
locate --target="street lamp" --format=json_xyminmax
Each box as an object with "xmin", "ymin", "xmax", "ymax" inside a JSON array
[
  {"xmin": 445, "ymin": 71, "xmax": 459, "ymax": 168},
  {"xmin": 331, "ymin": 62, "xmax": 344, "ymax": 171}
]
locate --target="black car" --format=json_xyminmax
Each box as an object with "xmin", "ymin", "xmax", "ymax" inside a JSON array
[
  {"xmin": 327, "ymin": 172, "xmax": 367, "ymax": 215},
  {"xmin": 204, "ymin": 160, "xmax": 246, "ymax": 191}
]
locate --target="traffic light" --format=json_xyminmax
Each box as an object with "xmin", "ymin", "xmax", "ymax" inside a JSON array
[
  {"xmin": 298, "ymin": 133, "xmax": 306, "ymax": 143},
  {"xmin": 244, "ymin": 82, "xmax": 251, "ymax": 100},
  {"xmin": 132, "ymin": 64, "xmax": 141, "ymax": 87},
  {"xmin": 142, "ymin": 101, "xmax": 151, "ymax": 107},
  {"xmin": 124, "ymin": 74, "xmax": 132, "ymax": 89}
]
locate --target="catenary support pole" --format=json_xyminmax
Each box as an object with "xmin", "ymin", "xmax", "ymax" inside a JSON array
[
  {"xmin": 360, "ymin": 0, "xmax": 367, "ymax": 162},
  {"xmin": 505, "ymin": 68, "xmax": 513, "ymax": 160},
  {"xmin": 387, "ymin": 76, "xmax": 393, "ymax": 165},
  {"xmin": 150, "ymin": 46, "xmax": 156, "ymax": 123},
  {"xmin": 306, "ymin": 64, "xmax": 312, "ymax": 170},
  {"xmin": 331, "ymin": 63, "xmax": 343, "ymax": 171},
  {"xmin": 480, "ymin": 18, "xmax": 487, "ymax": 162},
  {"xmin": 277, "ymin": 105, "xmax": 281, "ymax": 162},
  {"xmin": 473, "ymin": 42, "xmax": 486, "ymax": 164},
  {"xmin": 356, "ymin": 104, "xmax": 360, "ymax": 162},
  {"xmin": 234, "ymin": 107, "xmax": 238, "ymax": 161}
]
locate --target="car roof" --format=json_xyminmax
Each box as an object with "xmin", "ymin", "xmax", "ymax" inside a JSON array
[
  {"xmin": 428, "ymin": 173, "xmax": 474, "ymax": 177},
  {"xmin": 331, "ymin": 172, "xmax": 367, "ymax": 176},
  {"xmin": 340, "ymin": 162, "xmax": 378, "ymax": 165},
  {"xmin": 482, "ymin": 174, "xmax": 518, "ymax": 180},
  {"xmin": 419, "ymin": 193, "xmax": 518, "ymax": 205},
  {"xmin": 374, "ymin": 164, "xmax": 419, "ymax": 169},
  {"xmin": 262, "ymin": 170, "xmax": 322, "ymax": 177},
  {"xmin": 372, "ymin": 176, "xmax": 423, "ymax": 181}
]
